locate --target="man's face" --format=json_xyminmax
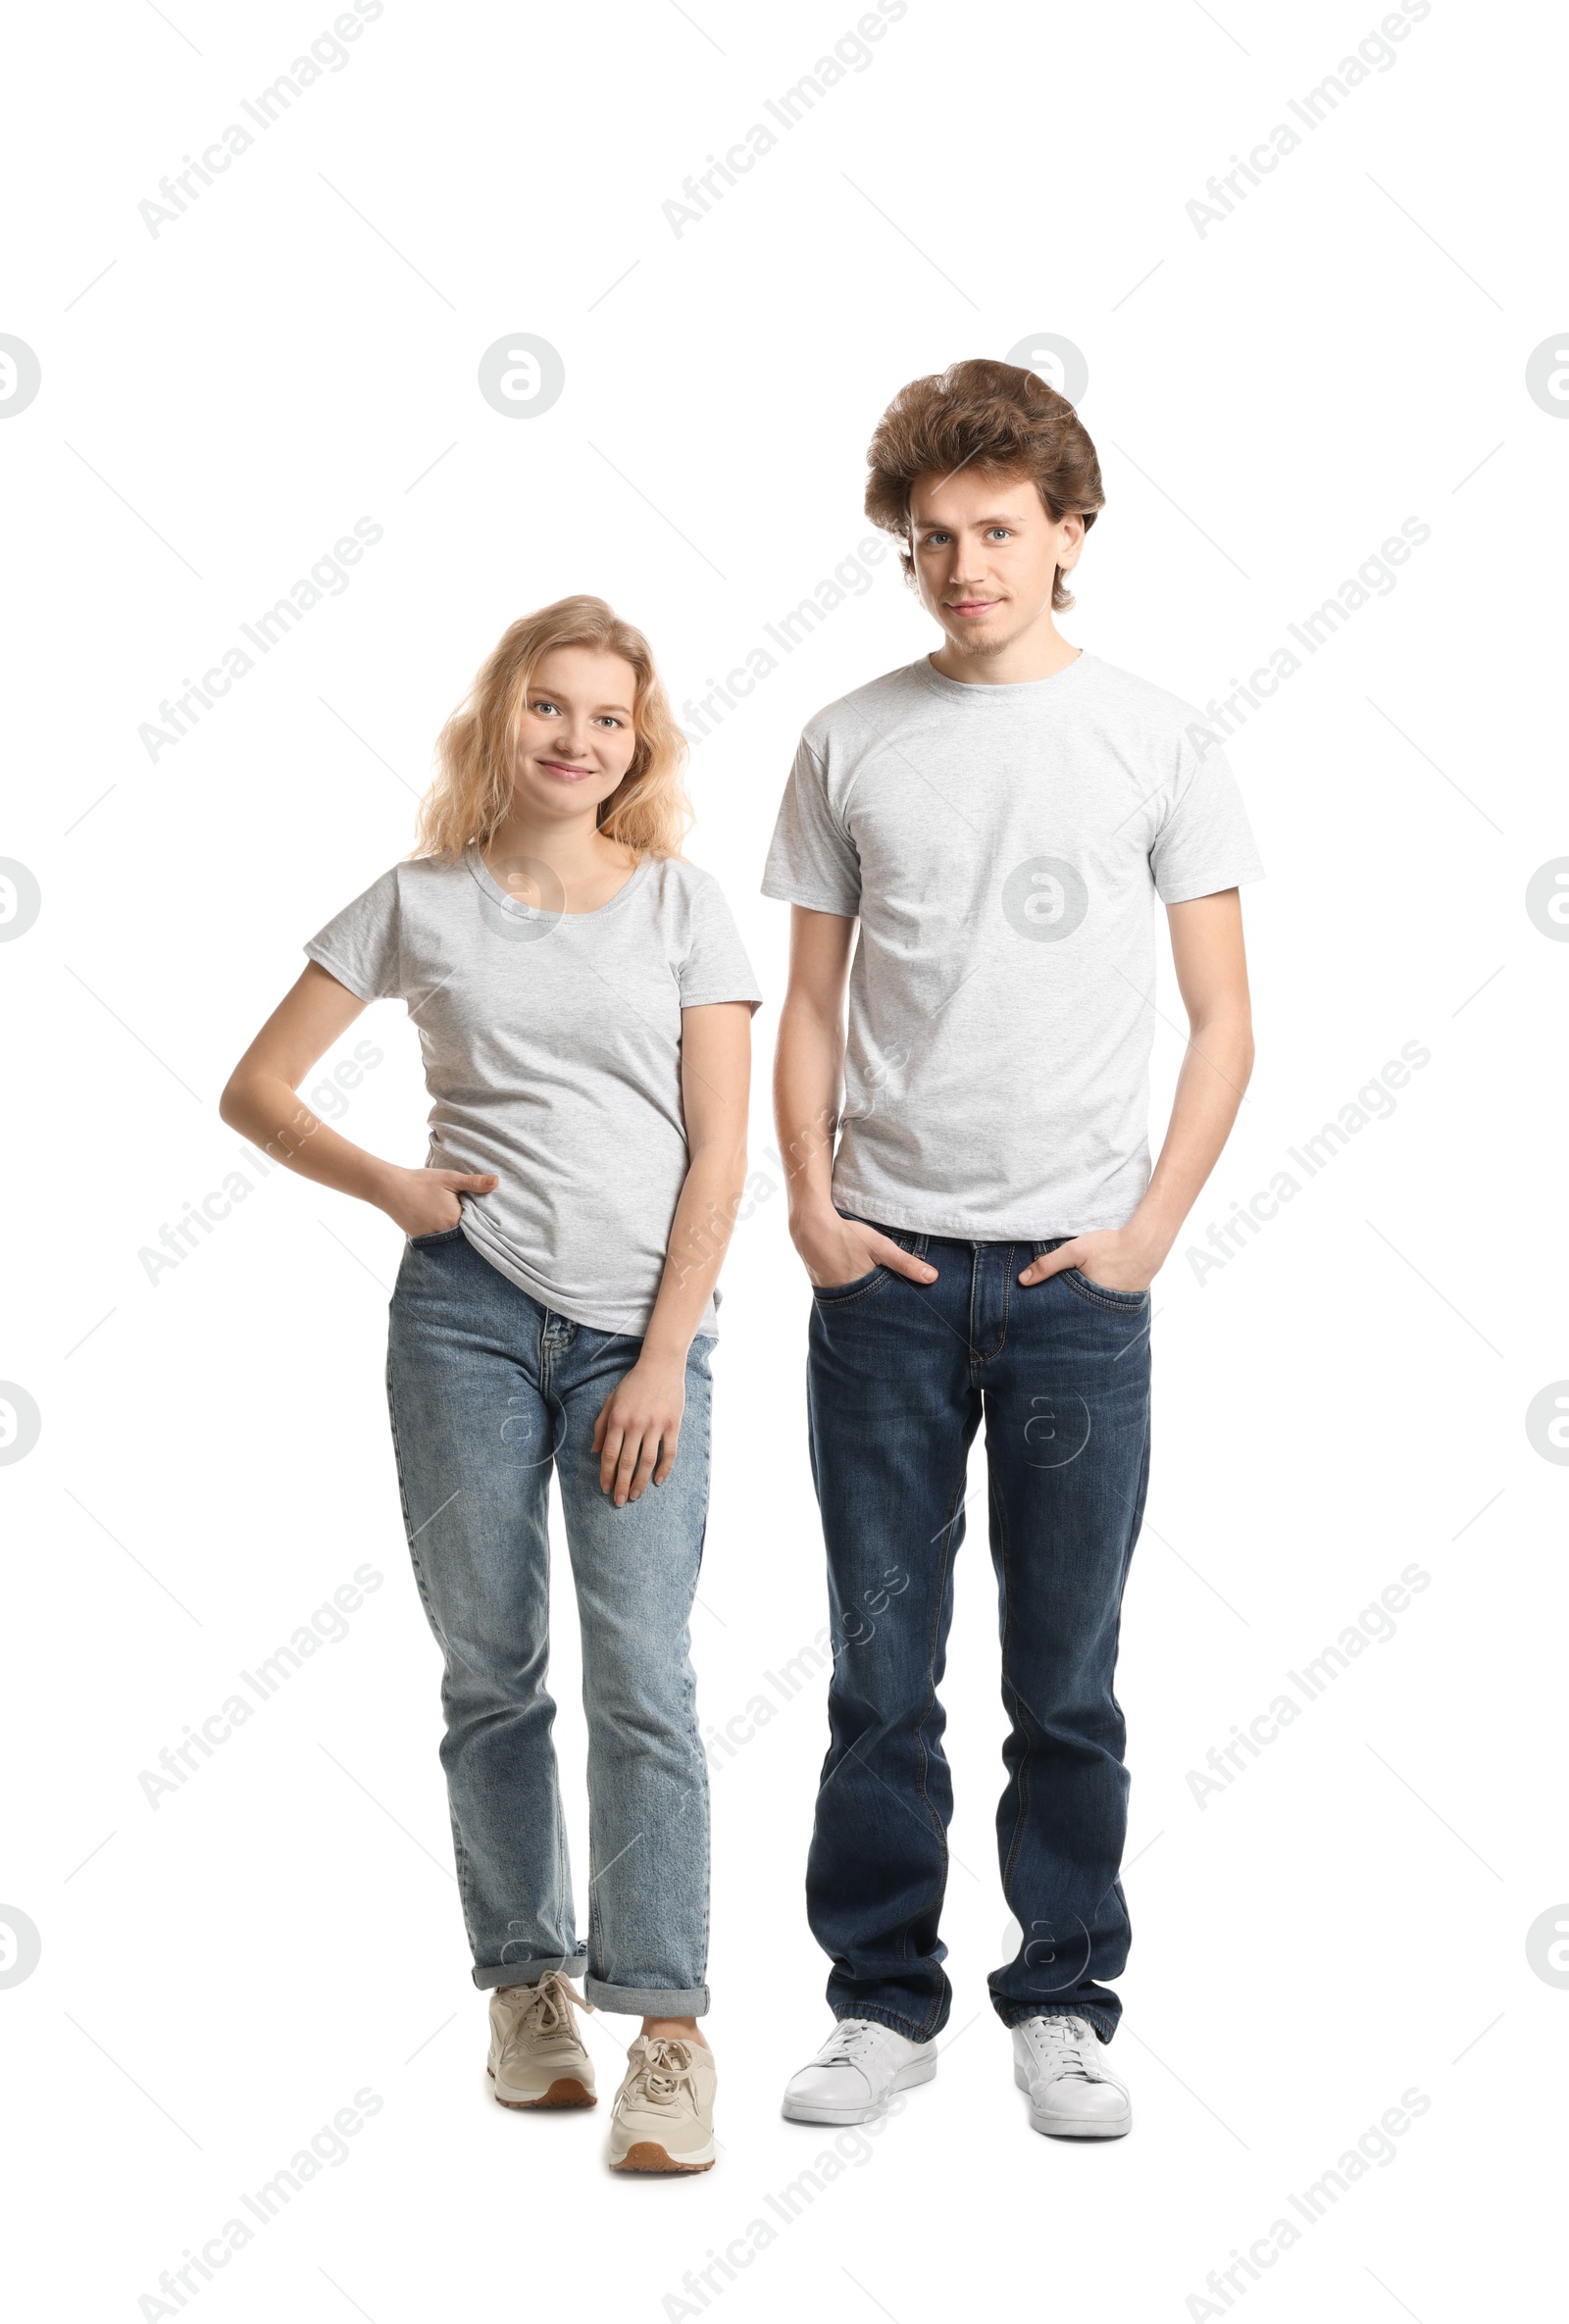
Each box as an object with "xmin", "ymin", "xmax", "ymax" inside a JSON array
[{"xmin": 907, "ymin": 468, "xmax": 1084, "ymax": 661}]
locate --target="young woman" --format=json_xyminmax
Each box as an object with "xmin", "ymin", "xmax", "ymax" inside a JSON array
[{"xmin": 220, "ymin": 596, "xmax": 758, "ymax": 2173}]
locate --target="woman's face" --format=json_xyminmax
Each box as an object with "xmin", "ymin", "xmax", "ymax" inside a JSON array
[{"xmin": 510, "ymin": 644, "xmax": 639, "ymax": 821}]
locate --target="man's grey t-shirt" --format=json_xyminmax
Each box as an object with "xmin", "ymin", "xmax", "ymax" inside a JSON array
[
  {"xmin": 761, "ymin": 652, "xmax": 1263, "ymax": 1239},
  {"xmin": 306, "ymin": 849, "xmax": 762, "ymax": 1338}
]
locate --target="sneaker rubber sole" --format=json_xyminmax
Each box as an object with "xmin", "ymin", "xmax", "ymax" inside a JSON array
[
  {"xmin": 782, "ymin": 2046, "xmax": 936, "ymax": 2126},
  {"xmin": 488, "ymin": 2064, "xmax": 596, "ymax": 2109},
  {"xmin": 1013, "ymin": 2061, "xmax": 1131, "ymax": 2138},
  {"xmin": 609, "ymin": 2139, "xmax": 715, "ymax": 2173}
]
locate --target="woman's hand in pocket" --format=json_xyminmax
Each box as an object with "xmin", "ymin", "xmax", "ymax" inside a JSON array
[
  {"xmin": 380, "ymin": 1165, "xmax": 498, "ymax": 1238},
  {"xmin": 593, "ymin": 1352, "xmax": 687, "ymax": 1505}
]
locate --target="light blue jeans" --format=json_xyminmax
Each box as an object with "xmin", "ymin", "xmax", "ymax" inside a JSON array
[{"xmin": 385, "ymin": 1224, "xmax": 712, "ymax": 2014}]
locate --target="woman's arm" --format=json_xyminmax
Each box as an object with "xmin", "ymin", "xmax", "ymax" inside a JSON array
[
  {"xmin": 218, "ymin": 961, "xmax": 498, "ymax": 1237},
  {"xmin": 1020, "ymin": 886, "xmax": 1255, "ymax": 1290},
  {"xmin": 591, "ymin": 999, "xmax": 752, "ymax": 1505}
]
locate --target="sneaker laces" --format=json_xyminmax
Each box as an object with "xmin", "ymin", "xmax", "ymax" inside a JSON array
[
  {"xmin": 1024, "ymin": 2014, "xmax": 1103, "ymax": 2081},
  {"xmin": 507, "ymin": 1971, "xmax": 591, "ymax": 2041},
  {"xmin": 624, "ymin": 2037, "xmax": 697, "ymax": 2110},
  {"xmin": 818, "ymin": 2019, "xmax": 885, "ymax": 2069}
]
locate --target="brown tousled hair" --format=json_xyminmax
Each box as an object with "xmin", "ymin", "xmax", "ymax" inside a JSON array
[
  {"xmin": 413, "ymin": 595, "xmax": 692, "ymax": 864},
  {"xmin": 864, "ymin": 357, "xmax": 1105, "ymax": 612}
]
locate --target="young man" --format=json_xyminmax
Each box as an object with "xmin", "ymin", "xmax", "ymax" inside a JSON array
[{"xmin": 763, "ymin": 358, "xmax": 1261, "ymax": 2140}]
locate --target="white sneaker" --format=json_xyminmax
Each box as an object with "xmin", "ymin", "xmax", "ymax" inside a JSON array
[
  {"xmin": 1012, "ymin": 2013, "xmax": 1131, "ymax": 2138},
  {"xmin": 487, "ymin": 1972, "xmax": 596, "ymax": 2109},
  {"xmin": 782, "ymin": 2017, "xmax": 936, "ymax": 2126}
]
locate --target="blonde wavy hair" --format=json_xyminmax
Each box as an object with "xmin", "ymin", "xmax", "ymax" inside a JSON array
[{"xmin": 412, "ymin": 595, "xmax": 692, "ymax": 864}]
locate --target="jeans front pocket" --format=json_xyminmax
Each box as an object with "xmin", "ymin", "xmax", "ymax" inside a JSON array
[
  {"xmin": 810, "ymin": 1223, "xmax": 915, "ymax": 1306},
  {"xmin": 1031, "ymin": 1238, "xmax": 1149, "ymax": 1313},
  {"xmin": 1062, "ymin": 1268, "xmax": 1149, "ymax": 1313},
  {"xmin": 811, "ymin": 1262, "xmax": 887, "ymax": 1303},
  {"xmin": 408, "ymin": 1224, "xmax": 466, "ymax": 1250}
]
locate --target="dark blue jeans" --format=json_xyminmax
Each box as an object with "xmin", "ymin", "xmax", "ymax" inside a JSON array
[{"xmin": 804, "ymin": 1222, "xmax": 1152, "ymax": 2044}]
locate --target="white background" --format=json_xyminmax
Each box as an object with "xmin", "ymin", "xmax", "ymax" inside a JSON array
[{"xmin": 3, "ymin": 2, "xmax": 1566, "ymax": 2319}]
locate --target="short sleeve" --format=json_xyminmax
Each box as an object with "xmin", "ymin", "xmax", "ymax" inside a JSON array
[
  {"xmin": 761, "ymin": 733, "xmax": 862, "ymax": 917},
  {"xmin": 304, "ymin": 866, "xmax": 403, "ymax": 1000},
  {"xmin": 1150, "ymin": 735, "xmax": 1265, "ymax": 904},
  {"xmin": 678, "ymin": 873, "xmax": 764, "ymax": 1012}
]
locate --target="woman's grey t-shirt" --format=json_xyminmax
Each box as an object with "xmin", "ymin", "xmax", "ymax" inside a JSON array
[
  {"xmin": 761, "ymin": 651, "xmax": 1263, "ymax": 1240},
  {"xmin": 306, "ymin": 850, "xmax": 762, "ymax": 1339}
]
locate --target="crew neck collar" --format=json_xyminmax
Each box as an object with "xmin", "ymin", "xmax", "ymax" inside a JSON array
[
  {"xmin": 463, "ymin": 844, "xmax": 650, "ymax": 922},
  {"xmin": 914, "ymin": 648, "xmax": 1093, "ymax": 702}
]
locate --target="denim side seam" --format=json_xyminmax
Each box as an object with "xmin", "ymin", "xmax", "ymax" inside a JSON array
[
  {"xmin": 991, "ymin": 1465, "xmax": 1036, "ymax": 1908},
  {"xmin": 903, "ymin": 1460, "xmax": 968, "ymax": 2007},
  {"xmin": 386, "ymin": 1362, "xmax": 481, "ymax": 1952}
]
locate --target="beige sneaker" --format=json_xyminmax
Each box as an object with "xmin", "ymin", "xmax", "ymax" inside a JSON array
[
  {"xmin": 608, "ymin": 2036, "xmax": 717, "ymax": 2172},
  {"xmin": 487, "ymin": 1972, "xmax": 596, "ymax": 2109}
]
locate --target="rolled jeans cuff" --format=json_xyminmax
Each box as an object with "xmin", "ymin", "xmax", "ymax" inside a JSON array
[
  {"xmin": 584, "ymin": 1975, "xmax": 710, "ymax": 2017},
  {"xmin": 473, "ymin": 1951, "xmax": 586, "ymax": 1993}
]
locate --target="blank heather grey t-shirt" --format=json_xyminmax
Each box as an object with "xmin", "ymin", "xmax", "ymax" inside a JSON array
[
  {"xmin": 762, "ymin": 652, "xmax": 1263, "ymax": 1239},
  {"xmin": 307, "ymin": 850, "xmax": 761, "ymax": 1338}
]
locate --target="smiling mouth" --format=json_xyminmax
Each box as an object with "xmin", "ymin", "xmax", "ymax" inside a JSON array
[{"xmin": 537, "ymin": 758, "xmax": 595, "ymax": 781}]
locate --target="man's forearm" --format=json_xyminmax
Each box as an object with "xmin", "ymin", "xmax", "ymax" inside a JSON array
[
  {"xmin": 773, "ymin": 1002, "xmax": 842, "ymax": 1222},
  {"xmin": 1130, "ymin": 1009, "xmax": 1255, "ymax": 1258}
]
